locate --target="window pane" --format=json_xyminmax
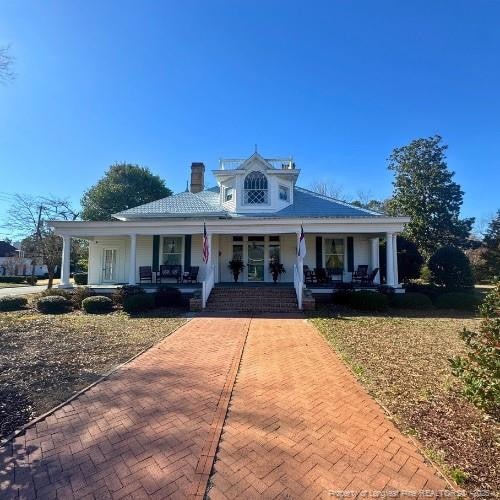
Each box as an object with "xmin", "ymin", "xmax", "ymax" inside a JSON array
[
  {"xmin": 162, "ymin": 237, "xmax": 182, "ymax": 265},
  {"xmin": 325, "ymin": 238, "xmax": 345, "ymax": 270},
  {"xmin": 269, "ymin": 244, "xmax": 280, "ymax": 264},
  {"xmin": 233, "ymin": 244, "xmax": 243, "ymax": 260}
]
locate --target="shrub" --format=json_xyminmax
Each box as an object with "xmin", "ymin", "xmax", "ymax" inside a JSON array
[
  {"xmin": 82, "ymin": 296, "xmax": 113, "ymax": 314},
  {"xmin": 38, "ymin": 288, "xmax": 72, "ymax": 300},
  {"xmin": 0, "ymin": 296, "xmax": 27, "ymax": 311},
  {"xmin": 73, "ymin": 272, "xmax": 88, "ymax": 285},
  {"xmin": 71, "ymin": 287, "xmax": 95, "ymax": 309},
  {"xmin": 434, "ymin": 292, "xmax": 481, "ymax": 311},
  {"xmin": 36, "ymin": 295, "xmax": 71, "ymax": 314},
  {"xmin": 0, "ymin": 276, "xmax": 25, "ymax": 284},
  {"xmin": 154, "ymin": 286, "xmax": 182, "ymax": 307},
  {"xmin": 348, "ymin": 291, "xmax": 389, "ymax": 311},
  {"xmin": 332, "ymin": 289, "xmax": 352, "ymax": 306},
  {"xmin": 112, "ymin": 285, "xmax": 145, "ymax": 305},
  {"xmin": 428, "ymin": 246, "xmax": 474, "ymax": 289},
  {"xmin": 390, "ymin": 292, "xmax": 433, "ymax": 310},
  {"xmin": 122, "ymin": 293, "xmax": 155, "ymax": 313},
  {"xmin": 404, "ymin": 282, "xmax": 442, "ymax": 302},
  {"xmin": 450, "ymin": 283, "xmax": 499, "ymax": 416},
  {"xmin": 25, "ymin": 276, "xmax": 38, "ymax": 285}
]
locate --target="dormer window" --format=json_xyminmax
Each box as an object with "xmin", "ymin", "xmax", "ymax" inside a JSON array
[
  {"xmin": 223, "ymin": 187, "xmax": 234, "ymax": 202},
  {"xmin": 279, "ymin": 185, "xmax": 289, "ymax": 201},
  {"xmin": 244, "ymin": 171, "xmax": 268, "ymax": 204}
]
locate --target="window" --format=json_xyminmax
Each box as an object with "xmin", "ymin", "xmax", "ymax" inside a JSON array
[
  {"xmin": 325, "ymin": 238, "xmax": 344, "ymax": 270},
  {"xmin": 224, "ymin": 187, "xmax": 234, "ymax": 202},
  {"xmin": 244, "ymin": 171, "xmax": 268, "ymax": 204},
  {"xmin": 279, "ymin": 185, "xmax": 289, "ymax": 201},
  {"xmin": 162, "ymin": 237, "xmax": 182, "ymax": 265}
]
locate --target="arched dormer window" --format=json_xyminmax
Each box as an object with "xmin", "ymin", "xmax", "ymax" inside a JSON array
[{"xmin": 244, "ymin": 171, "xmax": 268, "ymax": 204}]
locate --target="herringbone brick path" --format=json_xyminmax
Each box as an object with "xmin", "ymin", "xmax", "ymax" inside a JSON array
[
  {"xmin": 208, "ymin": 317, "xmax": 450, "ymax": 499},
  {"xmin": 0, "ymin": 317, "xmax": 250, "ymax": 500}
]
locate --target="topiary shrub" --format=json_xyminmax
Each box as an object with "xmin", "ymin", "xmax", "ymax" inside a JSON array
[
  {"xmin": 73, "ymin": 272, "xmax": 88, "ymax": 285},
  {"xmin": 154, "ymin": 286, "xmax": 182, "ymax": 307},
  {"xmin": 0, "ymin": 296, "xmax": 28, "ymax": 312},
  {"xmin": 36, "ymin": 295, "xmax": 71, "ymax": 314},
  {"xmin": 434, "ymin": 292, "xmax": 481, "ymax": 311},
  {"xmin": 449, "ymin": 283, "xmax": 499, "ymax": 416},
  {"xmin": 70, "ymin": 287, "xmax": 95, "ymax": 309},
  {"xmin": 25, "ymin": 276, "xmax": 38, "ymax": 285},
  {"xmin": 348, "ymin": 291, "xmax": 389, "ymax": 311},
  {"xmin": 122, "ymin": 293, "xmax": 155, "ymax": 313},
  {"xmin": 428, "ymin": 246, "xmax": 474, "ymax": 290},
  {"xmin": 82, "ymin": 296, "xmax": 113, "ymax": 314},
  {"xmin": 112, "ymin": 285, "xmax": 145, "ymax": 305},
  {"xmin": 390, "ymin": 292, "xmax": 433, "ymax": 310}
]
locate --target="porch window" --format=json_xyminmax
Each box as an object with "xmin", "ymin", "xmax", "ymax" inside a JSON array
[
  {"xmin": 325, "ymin": 238, "xmax": 344, "ymax": 269},
  {"xmin": 162, "ymin": 237, "xmax": 182, "ymax": 265},
  {"xmin": 244, "ymin": 171, "xmax": 268, "ymax": 204}
]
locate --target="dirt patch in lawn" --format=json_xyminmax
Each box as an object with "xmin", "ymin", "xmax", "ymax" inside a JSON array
[
  {"xmin": 311, "ymin": 307, "xmax": 499, "ymax": 497},
  {"xmin": 0, "ymin": 308, "xmax": 186, "ymax": 439}
]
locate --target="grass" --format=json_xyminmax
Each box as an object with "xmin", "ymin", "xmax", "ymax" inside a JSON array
[
  {"xmin": 0, "ymin": 283, "xmax": 29, "ymax": 289},
  {"xmin": 310, "ymin": 306, "xmax": 499, "ymax": 496},
  {"xmin": 0, "ymin": 307, "xmax": 186, "ymax": 439}
]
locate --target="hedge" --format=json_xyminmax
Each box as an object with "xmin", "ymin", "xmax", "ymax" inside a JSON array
[
  {"xmin": 74, "ymin": 273, "xmax": 88, "ymax": 285},
  {"xmin": 390, "ymin": 292, "xmax": 433, "ymax": 310},
  {"xmin": 36, "ymin": 295, "xmax": 71, "ymax": 314},
  {"xmin": 434, "ymin": 292, "xmax": 482, "ymax": 311},
  {"xmin": 0, "ymin": 296, "xmax": 27, "ymax": 312},
  {"xmin": 0, "ymin": 276, "xmax": 25, "ymax": 284},
  {"xmin": 112, "ymin": 285, "xmax": 145, "ymax": 305},
  {"xmin": 122, "ymin": 294, "xmax": 155, "ymax": 313},
  {"xmin": 82, "ymin": 296, "xmax": 113, "ymax": 314},
  {"xmin": 154, "ymin": 286, "xmax": 182, "ymax": 307},
  {"xmin": 348, "ymin": 291, "xmax": 389, "ymax": 311}
]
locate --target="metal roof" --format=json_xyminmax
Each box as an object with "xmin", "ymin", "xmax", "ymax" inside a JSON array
[{"xmin": 113, "ymin": 186, "xmax": 383, "ymax": 220}]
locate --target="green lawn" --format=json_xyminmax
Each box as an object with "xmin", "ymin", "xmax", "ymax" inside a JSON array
[{"xmin": 310, "ymin": 307, "xmax": 499, "ymax": 496}]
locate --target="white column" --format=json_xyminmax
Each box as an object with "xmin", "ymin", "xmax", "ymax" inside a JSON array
[
  {"xmin": 392, "ymin": 234, "xmax": 399, "ymax": 287},
  {"xmin": 386, "ymin": 232, "xmax": 395, "ymax": 286},
  {"xmin": 370, "ymin": 237, "xmax": 380, "ymax": 284},
  {"xmin": 59, "ymin": 235, "xmax": 71, "ymax": 288},
  {"xmin": 128, "ymin": 234, "xmax": 137, "ymax": 285}
]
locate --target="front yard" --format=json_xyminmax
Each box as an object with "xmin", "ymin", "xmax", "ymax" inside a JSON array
[
  {"xmin": 0, "ymin": 308, "xmax": 186, "ymax": 440},
  {"xmin": 311, "ymin": 307, "xmax": 499, "ymax": 496}
]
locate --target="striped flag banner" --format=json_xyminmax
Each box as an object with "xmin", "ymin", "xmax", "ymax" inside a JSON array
[{"xmin": 202, "ymin": 223, "xmax": 210, "ymax": 264}]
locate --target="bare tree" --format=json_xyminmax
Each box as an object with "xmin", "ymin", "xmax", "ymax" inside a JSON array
[
  {"xmin": 0, "ymin": 45, "xmax": 16, "ymax": 84},
  {"xmin": 2, "ymin": 194, "xmax": 79, "ymax": 287},
  {"xmin": 309, "ymin": 180, "xmax": 345, "ymax": 200}
]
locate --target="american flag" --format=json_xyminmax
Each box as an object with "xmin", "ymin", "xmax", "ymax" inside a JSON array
[
  {"xmin": 298, "ymin": 224, "xmax": 307, "ymax": 258},
  {"xmin": 202, "ymin": 223, "xmax": 210, "ymax": 264}
]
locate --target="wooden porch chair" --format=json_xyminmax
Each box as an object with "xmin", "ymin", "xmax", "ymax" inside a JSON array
[
  {"xmin": 314, "ymin": 267, "xmax": 328, "ymax": 284},
  {"xmin": 181, "ymin": 266, "xmax": 199, "ymax": 284},
  {"xmin": 303, "ymin": 265, "xmax": 316, "ymax": 285},
  {"xmin": 139, "ymin": 266, "xmax": 153, "ymax": 283},
  {"xmin": 352, "ymin": 265, "xmax": 369, "ymax": 283},
  {"xmin": 361, "ymin": 267, "xmax": 379, "ymax": 286}
]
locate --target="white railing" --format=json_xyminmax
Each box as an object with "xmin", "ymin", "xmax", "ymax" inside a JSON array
[
  {"xmin": 202, "ymin": 265, "xmax": 215, "ymax": 309},
  {"xmin": 293, "ymin": 264, "xmax": 303, "ymax": 310},
  {"xmin": 219, "ymin": 158, "xmax": 295, "ymax": 170}
]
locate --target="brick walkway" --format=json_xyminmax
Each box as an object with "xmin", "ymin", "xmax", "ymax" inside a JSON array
[
  {"xmin": 1, "ymin": 317, "xmax": 250, "ymax": 499},
  {"xmin": 208, "ymin": 317, "xmax": 449, "ymax": 499},
  {"xmin": 1, "ymin": 315, "xmax": 449, "ymax": 499}
]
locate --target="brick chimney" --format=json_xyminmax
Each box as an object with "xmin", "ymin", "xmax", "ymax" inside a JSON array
[{"xmin": 190, "ymin": 162, "xmax": 205, "ymax": 193}]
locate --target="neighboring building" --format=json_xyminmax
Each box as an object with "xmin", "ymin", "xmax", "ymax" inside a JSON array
[
  {"xmin": 0, "ymin": 241, "xmax": 48, "ymax": 277},
  {"xmin": 50, "ymin": 153, "xmax": 409, "ymax": 307}
]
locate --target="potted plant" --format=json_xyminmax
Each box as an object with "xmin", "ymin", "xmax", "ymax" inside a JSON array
[
  {"xmin": 228, "ymin": 259, "xmax": 245, "ymax": 282},
  {"xmin": 269, "ymin": 262, "xmax": 286, "ymax": 283}
]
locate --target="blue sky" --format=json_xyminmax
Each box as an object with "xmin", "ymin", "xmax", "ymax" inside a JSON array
[{"xmin": 1, "ymin": 0, "xmax": 499, "ymax": 237}]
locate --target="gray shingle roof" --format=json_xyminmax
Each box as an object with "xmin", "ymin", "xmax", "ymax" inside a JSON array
[{"xmin": 113, "ymin": 186, "xmax": 382, "ymax": 220}]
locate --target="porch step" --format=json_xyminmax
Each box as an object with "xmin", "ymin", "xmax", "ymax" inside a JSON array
[{"xmin": 205, "ymin": 286, "xmax": 298, "ymax": 313}]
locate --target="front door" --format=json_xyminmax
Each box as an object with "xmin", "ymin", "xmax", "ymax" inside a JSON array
[
  {"xmin": 102, "ymin": 248, "xmax": 117, "ymax": 283},
  {"xmin": 247, "ymin": 237, "xmax": 264, "ymax": 282}
]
